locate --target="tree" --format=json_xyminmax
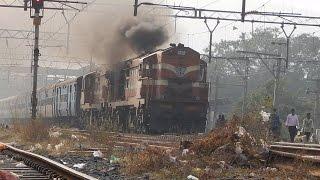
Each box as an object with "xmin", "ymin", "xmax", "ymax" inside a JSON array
[{"xmin": 204, "ymin": 27, "xmax": 319, "ymax": 117}]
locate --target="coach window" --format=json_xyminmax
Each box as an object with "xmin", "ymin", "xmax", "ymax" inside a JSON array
[
  {"xmin": 69, "ymin": 85, "xmax": 72, "ymax": 101},
  {"xmin": 134, "ymin": 68, "xmax": 138, "ymax": 76},
  {"xmin": 74, "ymin": 85, "xmax": 76, "ymax": 100}
]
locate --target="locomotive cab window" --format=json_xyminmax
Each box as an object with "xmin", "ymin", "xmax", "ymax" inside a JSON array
[{"xmin": 199, "ymin": 64, "xmax": 205, "ymax": 81}]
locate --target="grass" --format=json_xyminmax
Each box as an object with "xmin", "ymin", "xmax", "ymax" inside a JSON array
[
  {"xmin": 11, "ymin": 118, "xmax": 49, "ymax": 142},
  {"xmin": 2, "ymin": 115, "xmax": 318, "ymax": 179},
  {"xmin": 122, "ymin": 147, "xmax": 172, "ymax": 175}
]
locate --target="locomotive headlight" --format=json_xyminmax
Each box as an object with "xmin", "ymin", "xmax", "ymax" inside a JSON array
[{"xmin": 177, "ymin": 50, "xmax": 186, "ymax": 55}]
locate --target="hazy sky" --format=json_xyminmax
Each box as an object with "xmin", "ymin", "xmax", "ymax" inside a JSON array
[{"xmin": 1, "ymin": 0, "xmax": 320, "ymax": 65}]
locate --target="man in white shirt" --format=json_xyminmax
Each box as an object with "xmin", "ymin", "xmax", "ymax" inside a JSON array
[{"xmin": 285, "ymin": 108, "xmax": 299, "ymax": 142}]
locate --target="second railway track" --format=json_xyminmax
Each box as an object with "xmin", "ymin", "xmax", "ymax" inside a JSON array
[
  {"xmin": 270, "ymin": 142, "xmax": 320, "ymax": 163},
  {"xmin": 60, "ymin": 128, "xmax": 202, "ymax": 150}
]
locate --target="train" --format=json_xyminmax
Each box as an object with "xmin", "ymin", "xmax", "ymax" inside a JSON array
[{"xmin": 0, "ymin": 43, "xmax": 209, "ymax": 134}]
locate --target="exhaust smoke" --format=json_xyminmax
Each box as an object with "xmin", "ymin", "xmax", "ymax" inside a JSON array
[
  {"xmin": 121, "ymin": 20, "xmax": 169, "ymax": 53},
  {"xmin": 72, "ymin": 1, "xmax": 173, "ymax": 67}
]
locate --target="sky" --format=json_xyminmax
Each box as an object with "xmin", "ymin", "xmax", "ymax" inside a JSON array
[{"xmin": 1, "ymin": 0, "xmax": 320, "ymax": 67}]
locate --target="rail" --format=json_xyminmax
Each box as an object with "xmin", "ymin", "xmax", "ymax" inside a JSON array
[
  {"xmin": 0, "ymin": 143, "xmax": 98, "ymax": 180},
  {"xmin": 270, "ymin": 142, "xmax": 320, "ymax": 163}
]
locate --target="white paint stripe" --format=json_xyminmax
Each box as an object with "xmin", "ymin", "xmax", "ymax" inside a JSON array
[
  {"xmin": 142, "ymin": 80, "xmax": 168, "ymax": 86},
  {"xmin": 142, "ymin": 80, "xmax": 208, "ymax": 88},
  {"xmin": 152, "ymin": 63, "xmax": 200, "ymax": 77}
]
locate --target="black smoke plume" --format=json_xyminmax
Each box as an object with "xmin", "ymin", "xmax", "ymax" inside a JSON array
[
  {"xmin": 72, "ymin": 1, "xmax": 173, "ymax": 67},
  {"xmin": 121, "ymin": 20, "xmax": 169, "ymax": 53}
]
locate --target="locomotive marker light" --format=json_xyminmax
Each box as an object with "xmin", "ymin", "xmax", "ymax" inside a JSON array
[{"xmin": 32, "ymin": 0, "xmax": 44, "ymax": 11}]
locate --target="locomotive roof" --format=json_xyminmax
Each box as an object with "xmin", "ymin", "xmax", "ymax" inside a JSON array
[
  {"xmin": 55, "ymin": 78, "xmax": 78, "ymax": 87},
  {"xmin": 122, "ymin": 46, "xmax": 173, "ymax": 62},
  {"xmin": 122, "ymin": 44, "xmax": 199, "ymax": 63},
  {"xmin": 0, "ymin": 95, "xmax": 18, "ymax": 102}
]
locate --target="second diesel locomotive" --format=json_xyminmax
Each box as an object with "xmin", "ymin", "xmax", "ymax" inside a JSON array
[{"xmin": 0, "ymin": 43, "xmax": 209, "ymax": 134}]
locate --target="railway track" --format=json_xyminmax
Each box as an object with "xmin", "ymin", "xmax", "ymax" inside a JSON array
[
  {"xmin": 270, "ymin": 142, "xmax": 320, "ymax": 163},
  {"xmin": 0, "ymin": 143, "xmax": 98, "ymax": 180},
  {"xmin": 60, "ymin": 128, "xmax": 202, "ymax": 151}
]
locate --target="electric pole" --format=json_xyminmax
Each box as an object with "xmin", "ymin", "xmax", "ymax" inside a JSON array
[
  {"xmin": 307, "ymin": 79, "xmax": 320, "ymax": 129},
  {"xmin": 210, "ymin": 56, "xmax": 251, "ymax": 118},
  {"xmin": 204, "ymin": 18, "xmax": 219, "ymax": 130},
  {"xmin": 281, "ymin": 24, "xmax": 296, "ymax": 68},
  {"xmin": 242, "ymin": 58, "xmax": 249, "ymax": 116},
  {"xmin": 316, "ymin": 80, "xmax": 320, "ymax": 129},
  {"xmin": 0, "ymin": 1, "xmax": 88, "ymax": 120},
  {"xmin": 241, "ymin": 33, "xmax": 248, "ymax": 117},
  {"xmin": 237, "ymin": 50, "xmax": 285, "ymax": 109},
  {"xmin": 272, "ymin": 58, "xmax": 281, "ymax": 108},
  {"xmin": 271, "ymin": 41, "xmax": 286, "ymax": 108},
  {"xmin": 241, "ymin": 0, "xmax": 246, "ymax": 22},
  {"xmin": 31, "ymin": 0, "xmax": 44, "ymax": 120},
  {"xmin": 6, "ymin": 0, "xmax": 88, "ymax": 120}
]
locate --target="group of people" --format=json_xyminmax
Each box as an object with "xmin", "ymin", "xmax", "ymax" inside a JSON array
[{"xmin": 270, "ymin": 108, "xmax": 315, "ymax": 142}]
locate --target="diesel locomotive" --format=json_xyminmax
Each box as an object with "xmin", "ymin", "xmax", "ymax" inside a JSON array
[{"xmin": 0, "ymin": 43, "xmax": 209, "ymax": 133}]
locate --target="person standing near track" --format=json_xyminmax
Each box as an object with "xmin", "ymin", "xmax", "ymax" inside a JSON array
[
  {"xmin": 302, "ymin": 113, "xmax": 314, "ymax": 142},
  {"xmin": 285, "ymin": 108, "xmax": 299, "ymax": 143}
]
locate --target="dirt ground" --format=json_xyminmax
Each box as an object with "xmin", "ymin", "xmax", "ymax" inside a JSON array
[{"xmin": 0, "ymin": 118, "xmax": 319, "ymax": 180}]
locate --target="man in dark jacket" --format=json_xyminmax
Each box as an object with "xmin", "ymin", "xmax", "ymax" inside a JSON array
[{"xmin": 270, "ymin": 108, "xmax": 281, "ymax": 141}]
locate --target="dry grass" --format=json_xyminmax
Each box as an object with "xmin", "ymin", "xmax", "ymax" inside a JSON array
[
  {"xmin": 238, "ymin": 113, "xmax": 269, "ymax": 142},
  {"xmin": 122, "ymin": 147, "xmax": 172, "ymax": 175},
  {"xmin": 87, "ymin": 126, "xmax": 108, "ymax": 144},
  {"xmin": 191, "ymin": 120, "xmax": 238, "ymax": 156},
  {"xmin": 12, "ymin": 119, "xmax": 49, "ymax": 142},
  {"xmin": 3, "ymin": 115, "xmax": 318, "ymax": 179}
]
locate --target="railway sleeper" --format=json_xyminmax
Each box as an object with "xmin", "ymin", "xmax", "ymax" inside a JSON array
[{"xmin": 1, "ymin": 144, "xmax": 98, "ymax": 180}]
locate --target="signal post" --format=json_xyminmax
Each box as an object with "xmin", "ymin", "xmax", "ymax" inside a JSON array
[
  {"xmin": 0, "ymin": 0, "xmax": 86, "ymax": 120},
  {"xmin": 30, "ymin": 0, "xmax": 43, "ymax": 120}
]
